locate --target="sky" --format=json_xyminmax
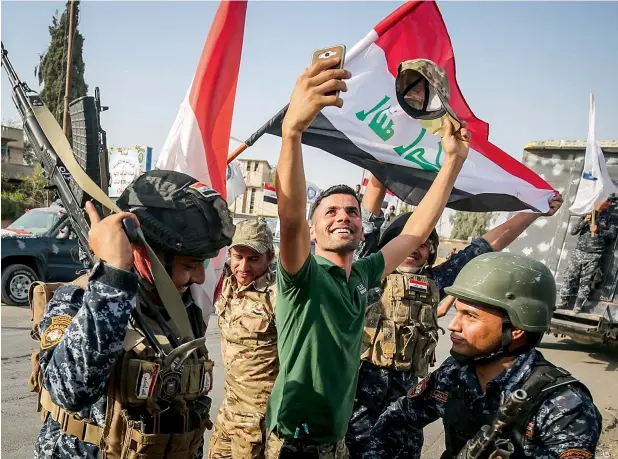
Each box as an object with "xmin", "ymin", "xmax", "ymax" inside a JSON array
[{"xmin": 2, "ymin": 1, "xmax": 618, "ymax": 195}]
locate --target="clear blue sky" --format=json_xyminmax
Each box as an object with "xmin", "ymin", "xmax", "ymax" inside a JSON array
[{"xmin": 2, "ymin": 1, "xmax": 617, "ymax": 190}]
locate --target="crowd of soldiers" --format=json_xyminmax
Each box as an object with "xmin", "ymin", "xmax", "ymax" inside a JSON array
[{"xmin": 29, "ymin": 55, "xmax": 606, "ymax": 459}]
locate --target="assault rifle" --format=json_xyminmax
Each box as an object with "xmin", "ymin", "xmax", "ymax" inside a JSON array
[
  {"xmin": 2, "ymin": 42, "xmax": 93, "ymax": 264},
  {"xmin": 2, "ymin": 43, "xmax": 206, "ymax": 373},
  {"xmin": 457, "ymin": 389, "xmax": 527, "ymax": 459}
]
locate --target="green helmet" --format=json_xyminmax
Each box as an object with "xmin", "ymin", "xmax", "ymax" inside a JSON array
[{"xmin": 444, "ymin": 252, "xmax": 555, "ymax": 333}]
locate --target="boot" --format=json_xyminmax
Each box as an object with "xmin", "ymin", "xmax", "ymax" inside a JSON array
[
  {"xmin": 557, "ymin": 297, "xmax": 570, "ymax": 310},
  {"xmin": 573, "ymin": 298, "xmax": 585, "ymax": 314}
]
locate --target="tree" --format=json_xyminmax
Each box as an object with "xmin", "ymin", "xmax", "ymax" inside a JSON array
[
  {"xmin": 36, "ymin": 1, "xmax": 88, "ymax": 125},
  {"xmin": 450, "ymin": 211, "xmax": 494, "ymax": 240},
  {"xmin": 1, "ymin": 165, "xmax": 48, "ymax": 220}
]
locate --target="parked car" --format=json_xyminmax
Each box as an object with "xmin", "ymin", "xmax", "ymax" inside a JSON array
[{"xmin": 1, "ymin": 205, "xmax": 83, "ymax": 306}]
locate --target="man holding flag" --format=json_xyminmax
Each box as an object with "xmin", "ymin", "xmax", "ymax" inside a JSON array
[
  {"xmin": 559, "ymin": 94, "xmax": 618, "ymax": 314},
  {"xmin": 265, "ymin": 52, "xmax": 471, "ymax": 457}
]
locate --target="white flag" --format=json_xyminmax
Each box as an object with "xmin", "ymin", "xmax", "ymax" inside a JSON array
[
  {"xmin": 306, "ymin": 182, "xmax": 321, "ymax": 204},
  {"xmin": 227, "ymin": 160, "xmax": 246, "ymax": 203},
  {"xmin": 569, "ymin": 94, "xmax": 617, "ymax": 215}
]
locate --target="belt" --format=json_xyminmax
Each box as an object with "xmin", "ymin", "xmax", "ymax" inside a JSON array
[{"xmin": 40, "ymin": 388, "xmax": 103, "ymax": 445}]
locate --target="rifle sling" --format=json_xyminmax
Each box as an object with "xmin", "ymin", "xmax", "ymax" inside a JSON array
[{"xmin": 31, "ymin": 102, "xmax": 195, "ymax": 342}]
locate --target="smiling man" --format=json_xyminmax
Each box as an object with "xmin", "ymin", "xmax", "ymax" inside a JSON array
[
  {"xmin": 362, "ymin": 252, "xmax": 602, "ymax": 459},
  {"xmin": 265, "ymin": 55, "xmax": 470, "ymax": 458},
  {"xmin": 209, "ymin": 218, "xmax": 277, "ymax": 459}
]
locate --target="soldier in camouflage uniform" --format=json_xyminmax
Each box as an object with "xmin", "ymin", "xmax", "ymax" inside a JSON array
[
  {"xmin": 347, "ymin": 175, "xmax": 563, "ymax": 458},
  {"xmin": 362, "ymin": 252, "xmax": 602, "ymax": 459},
  {"xmin": 33, "ymin": 170, "xmax": 234, "ymax": 459},
  {"xmin": 559, "ymin": 198, "xmax": 618, "ymax": 313},
  {"xmin": 209, "ymin": 219, "xmax": 277, "ymax": 459}
]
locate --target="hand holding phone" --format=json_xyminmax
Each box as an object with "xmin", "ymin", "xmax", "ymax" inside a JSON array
[{"xmin": 311, "ymin": 45, "xmax": 346, "ymax": 98}]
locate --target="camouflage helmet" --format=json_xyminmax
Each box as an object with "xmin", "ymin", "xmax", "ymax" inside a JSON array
[
  {"xmin": 378, "ymin": 211, "xmax": 439, "ymax": 266},
  {"xmin": 444, "ymin": 252, "xmax": 556, "ymax": 333},
  {"xmin": 396, "ymin": 58, "xmax": 459, "ymax": 126}
]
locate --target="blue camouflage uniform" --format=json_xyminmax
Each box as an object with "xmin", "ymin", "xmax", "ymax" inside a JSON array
[
  {"xmin": 362, "ymin": 349, "xmax": 602, "ymax": 459},
  {"xmin": 346, "ymin": 207, "xmax": 493, "ymax": 458},
  {"xmin": 34, "ymin": 261, "xmax": 208, "ymax": 459},
  {"xmin": 560, "ymin": 211, "xmax": 618, "ymax": 306}
]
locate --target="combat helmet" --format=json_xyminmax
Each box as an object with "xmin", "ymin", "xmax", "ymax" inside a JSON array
[
  {"xmin": 444, "ymin": 252, "xmax": 556, "ymax": 364},
  {"xmin": 378, "ymin": 211, "xmax": 439, "ymax": 267},
  {"xmin": 117, "ymin": 170, "xmax": 235, "ymax": 261}
]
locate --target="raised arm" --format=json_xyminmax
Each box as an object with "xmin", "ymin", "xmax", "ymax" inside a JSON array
[
  {"xmin": 380, "ymin": 120, "xmax": 469, "ymax": 279},
  {"xmin": 482, "ymin": 193, "xmax": 563, "ymax": 251},
  {"xmin": 276, "ymin": 57, "xmax": 350, "ymax": 275},
  {"xmin": 362, "ymin": 175, "xmax": 388, "ymax": 216}
]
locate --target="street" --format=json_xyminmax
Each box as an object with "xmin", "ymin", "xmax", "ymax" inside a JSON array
[{"xmin": 2, "ymin": 304, "xmax": 617, "ymax": 458}]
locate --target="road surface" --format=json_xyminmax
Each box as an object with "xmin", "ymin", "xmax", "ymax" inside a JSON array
[{"xmin": 2, "ymin": 305, "xmax": 616, "ymax": 458}]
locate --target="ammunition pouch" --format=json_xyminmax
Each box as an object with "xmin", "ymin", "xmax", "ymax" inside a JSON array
[{"xmin": 361, "ymin": 273, "xmax": 440, "ymax": 375}]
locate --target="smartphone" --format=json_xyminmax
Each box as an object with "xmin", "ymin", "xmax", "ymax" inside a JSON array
[{"xmin": 311, "ymin": 45, "xmax": 346, "ymax": 98}]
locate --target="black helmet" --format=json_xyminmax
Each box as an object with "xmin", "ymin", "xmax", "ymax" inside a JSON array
[
  {"xmin": 377, "ymin": 212, "xmax": 439, "ymax": 266},
  {"xmin": 117, "ymin": 170, "xmax": 235, "ymax": 259}
]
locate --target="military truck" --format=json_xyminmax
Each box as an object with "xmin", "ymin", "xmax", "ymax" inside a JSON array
[{"xmin": 505, "ymin": 140, "xmax": 618, "ymax": 345}]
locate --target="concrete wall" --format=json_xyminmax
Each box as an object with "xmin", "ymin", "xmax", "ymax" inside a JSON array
[{"xmin": 503, "ymin": 143, "xmax": 618, "ymax": 303}]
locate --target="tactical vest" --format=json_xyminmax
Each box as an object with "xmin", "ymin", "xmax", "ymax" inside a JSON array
[
  {"xmin": 28, "ymin": 280, "xmax": 214, "ymax": 459},
  {"xmin": 361, "ymin": 273, "xmax": 440, "ymax": 375},
  {"xmin": 441, "ymin": 362, "xmax": 587, "ymax": 459}
]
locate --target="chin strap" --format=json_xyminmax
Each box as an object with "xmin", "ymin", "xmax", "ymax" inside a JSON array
[{"xmin": 450, "ymin": 315, "xmax": 529, "ymax": 365}]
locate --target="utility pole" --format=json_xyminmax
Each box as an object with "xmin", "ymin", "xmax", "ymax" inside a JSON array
[{"xmin": 62, "ymin": 0, "xmax": 77, "ymax": 136}]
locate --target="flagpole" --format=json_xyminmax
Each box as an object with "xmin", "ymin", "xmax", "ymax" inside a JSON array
[{"xmin": 227, "ymin": 104, "xmax": 289, "ymax": 164}]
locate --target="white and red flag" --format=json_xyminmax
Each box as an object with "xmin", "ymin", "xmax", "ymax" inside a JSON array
[{"xmin": 156, "ymin": 0, "xmax": 247, "ymax": 318}]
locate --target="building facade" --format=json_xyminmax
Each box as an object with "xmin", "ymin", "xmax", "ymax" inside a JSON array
[
  {"xmin": 230, "ymin": 158, "xmax": 277, "ymax": 218},
  {"xmin": 1, "ymin": 125, "xmax": 34, "ymax": 181}
]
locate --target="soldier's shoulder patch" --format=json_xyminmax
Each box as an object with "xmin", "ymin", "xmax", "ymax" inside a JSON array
[
  {"xmin": 251, "ymin": 305, "xmax": 266, "ymax": 317},
  {"xmin": 41, "ymin": 315, "xmax": 72, "ymax": 349},
  {"xmin": 407, "ymin": 374, "xmax": 431, "ymax": 398},
  {"xmin": 558, "ymin": 450, "xmax": 593, "ymax": 459}
]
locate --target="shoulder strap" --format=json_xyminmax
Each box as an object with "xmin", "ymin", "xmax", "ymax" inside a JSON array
[{"xmin": 510, "ymin": 363, "xmax": 583, "ymax": 445}]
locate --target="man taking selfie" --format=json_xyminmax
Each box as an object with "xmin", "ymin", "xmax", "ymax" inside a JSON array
[{"xmin": 264, "ymin": 54, "xmax": 471, "ymax": 458}]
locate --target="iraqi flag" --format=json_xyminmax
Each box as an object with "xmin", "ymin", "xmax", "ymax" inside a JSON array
[
  {"xmin": 156, "ymin": 1, "xmax": 247, "ymax": 319},
  {"xmin": 569, "ymin": 94, "xmax": 617, "ymax": 215},
  {"xmin": 264, "ymin": 183, "xmax": 277, "ymax": 204},
  {"xmin": 263, "ymin": 1, "xmax": 554, "ymax": 212}
]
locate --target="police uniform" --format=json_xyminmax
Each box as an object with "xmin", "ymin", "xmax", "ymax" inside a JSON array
[
  {"xmin": 208, "ymin": 219, "xmax": 277, "ymax": 459},
  {"xmin": 31, "ymin": 170, "xmax": 235, "ymax": 459},
  {"xmin": 362, "ymin": 252, "xmax": 602, "ymax": 459},
  {"xmin": 362, "ymin": 350, "xmax": 602, "ymax": 459},
  {"xmin": 33, "ymin": 263, "xmax": 213, "ymax": 459},
  {"xmin": 346, "ymin": 209, "xmax": 492, "ymax": 457},
  {"xmin": 560, "ymin": 211, "xmax": 618, "ymax": 311}
]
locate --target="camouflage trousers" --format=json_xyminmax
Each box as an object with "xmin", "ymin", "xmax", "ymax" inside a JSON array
[
  {"xmin": 208, "ymin": 404, "xmax": 266, "ymax": 459},
  {"xmin": 346, "ymin": 361, "xmax": 418, "ymax": 459},
  {"xmin": 559, "ymin": 249, "xmax": 603, "ymax": 302},
  {"xmin": 265, "ymin": 431, "xmax": 349, "ymax": 459}
]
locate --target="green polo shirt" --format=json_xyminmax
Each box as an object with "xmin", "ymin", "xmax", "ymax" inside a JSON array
[{"xmin": 266, "ymin": 252, "xmax": 385, "ymax": 444}]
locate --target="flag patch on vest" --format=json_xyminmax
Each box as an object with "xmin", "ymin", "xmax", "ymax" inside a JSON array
[
  {"xmin": 41, "ymin": 315, "xmax": 72, "ymax": 349},
  {"xmin": 429, "ymin": 389, "xmax": 448, "ymax": 403},
  {"xmin": 251, "ymin": 306, "xmax": 266, "ymax": 316},
  {"xmin": 409, "ymin": 278, "xmax": 428, "ymax": 294},
  {"xmin": 558, "ymin": 450, "xmax": 593, "ymax": 459},
  {"xmin": 407, "ymin": 374, "xmax": 430, "ymax": 398},
  {"xmin": 525, "ymin": 422, "xmax": 534, "ymax": 438},
  {"xmin": 136, "ymin": 362, "xmax": 160, "ymax": 399}
]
